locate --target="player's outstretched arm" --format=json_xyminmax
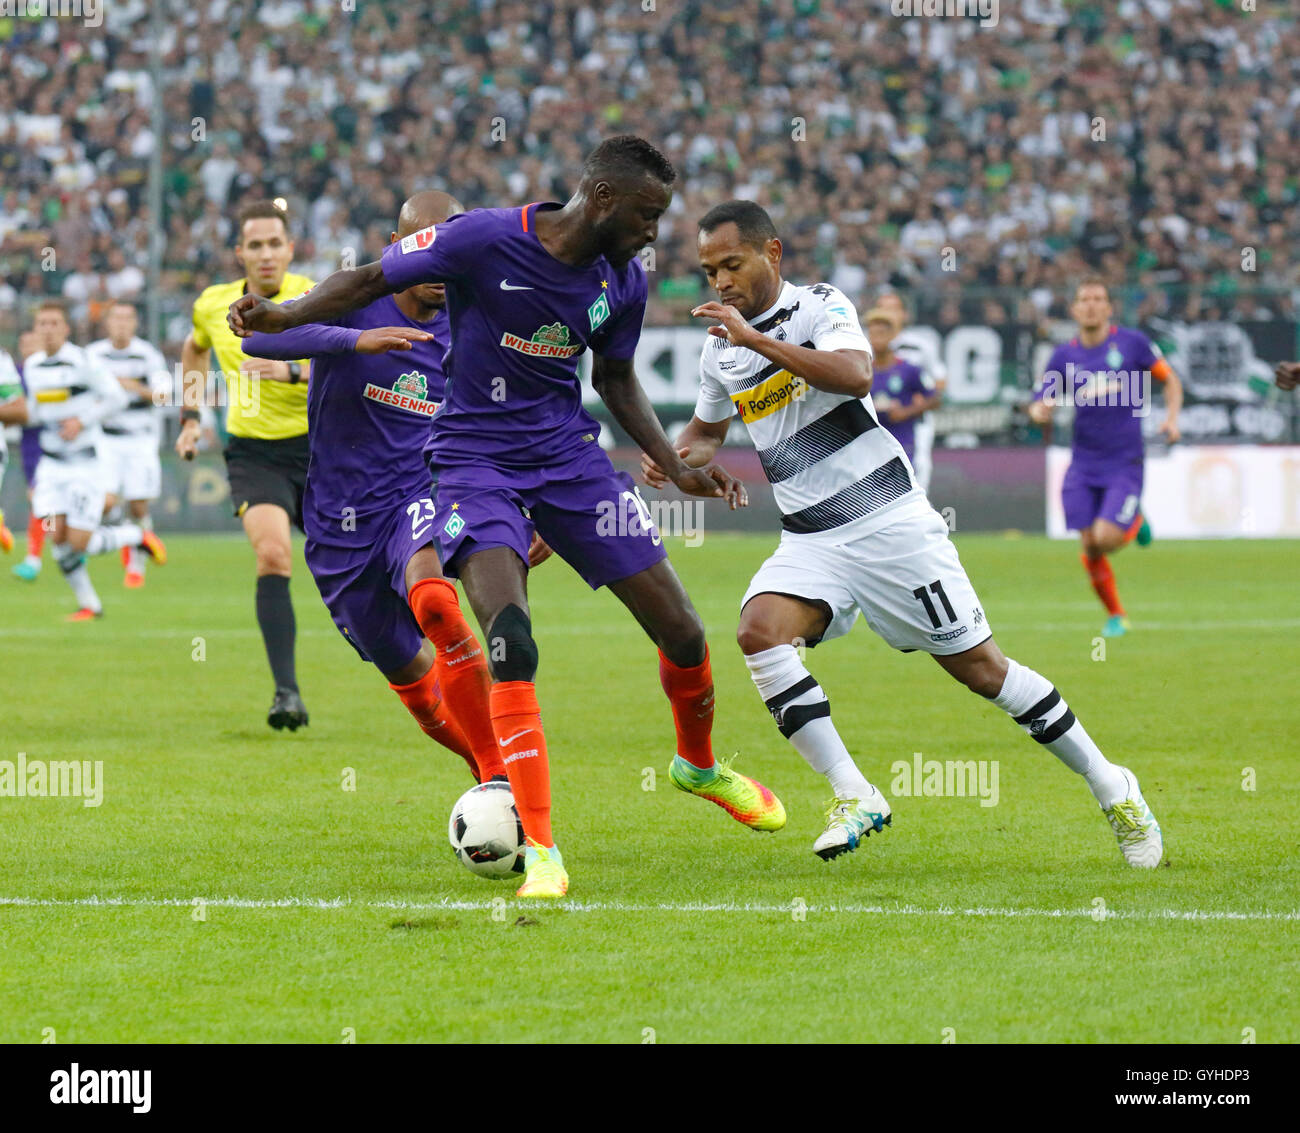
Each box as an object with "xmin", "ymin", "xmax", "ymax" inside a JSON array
[
  {"xmin": 244, "ymin": 325, "xmax": 432, "ymax": 361},
  {"xmin": 593, "ymin": 354, "xmax": 741, "ymax": 504},
  {"xmin": 227, "ymin": 261, "xmax": 395, "ymax": 338},
  {"xmin": 640, "ymin": 415, "xmax": 728, "ymax": 487},
  {"xmin": 691, "ymin": 301, "xmax": 872, "ymax": 396},
  {"xmin": 1157, "ymin": 366, "xmax": 1182, "ymax": 442}
]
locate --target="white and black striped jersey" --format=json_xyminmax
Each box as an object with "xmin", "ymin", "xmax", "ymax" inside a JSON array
[
  {"xmin": 22, "ymin": 342, "xmax": 128, "ymax": 463},
  {"xmin": 86, "ymin": 336, "xmax": 170, "ymax": 443},
  {"xmin": 695, "ymin": 280, "xmax": 927, "ymax": 540},
  {"xmin": 0, "ymin": 348, "xmax": 21, "ymax": 468}
]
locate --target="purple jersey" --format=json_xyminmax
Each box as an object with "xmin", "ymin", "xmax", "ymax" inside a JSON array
[
  {"xmin": 244, "ymin": 293, "xmax": 447, "ymax": 546},
  {"xmin": 1037, "ymin": 325, "xmax": 1166, "ymax": 472},
  {"xmin": 379, "ymin": 203, "xmax": 649, "ymax": 469},
  {"xmin": 873, "ymin": 357, "xmax": 927, "ymax": 462}
]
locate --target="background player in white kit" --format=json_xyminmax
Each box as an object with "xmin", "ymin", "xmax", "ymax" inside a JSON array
[
  {"xmin": 642, "ymin": 202, "xmax": 1163, "ymax": 869},
  {"xmin": 0, "ymin": 301, "xmax": 166, "ymax": 620},
  {"xmin": 87, "ymin": 302, "xmax": 171, "ymax": 588},
  {"xmin": 876, "ymin": 292, "xmax": 943, "ymax": 493}
]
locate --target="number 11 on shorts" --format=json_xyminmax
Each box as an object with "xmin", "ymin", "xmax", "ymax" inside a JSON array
[{"xmin": 912, "ymin": 579, "xmax": 957, "ymax": 629}]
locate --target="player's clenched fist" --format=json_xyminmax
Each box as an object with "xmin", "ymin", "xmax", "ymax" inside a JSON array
[
  {"xmin": 1276, "ymin": 362, "xmax": 1300, "ymax": 391},
  {"xmin": 227, "ymin": 293, "xmax": 289, "ymax": 337}
]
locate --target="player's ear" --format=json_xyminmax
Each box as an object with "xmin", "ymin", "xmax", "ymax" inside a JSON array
[{"xmin": 766, "ymin": 236, "xmax": 782, "ymax": 266}]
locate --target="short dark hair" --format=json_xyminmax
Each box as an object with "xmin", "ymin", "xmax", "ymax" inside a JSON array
[
  {"xmin": 698, "ymin": 200, "xmax": 778, "ymax": 249},
  {"xmin": 35, "ymin": 298, "xmax": 69, "ymax": 320},
  {"xmin": 1074, "ymin": 276, "xmax": 1110, "ymax": 300},
  {"xmin": 583, "ymin": 135, "xmax": 676, "ymax": 188},
  {"xmin": 236, "ymin": 199, "xmax": 289, "ymax": 239}
]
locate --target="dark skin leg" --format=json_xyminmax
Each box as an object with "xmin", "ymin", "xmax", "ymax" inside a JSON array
[
  {"xmin": 383, "ymin": 545, "xmax": 451, "ymax": 686},
  {"xmin": 608, "ymin": 557, "xmax": 708, "ymax": 668},
  {"xmin": 736, "ymin": 592, "xmax": 830, "ymax": 655},
  {"xmin": 455, "ymin": 545, "xmax": 531, "ymax": 672},
  {"xmin": 739, "ymin": 590, "xmax": 1011, "ymax": 700},
  {"xmin": 930, "ymin": 636, "xmax": 1010, "ymax": 698}
]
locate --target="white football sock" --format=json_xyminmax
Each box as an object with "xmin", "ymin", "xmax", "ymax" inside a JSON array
[
  {"xmin": 54, "ymin": 542, "xmax": 102, "ymax": 613},
  {"xmin": 745, "ymin": 644, "xmax": 873, "ymax": 800},
  {"xmin": 992, "ymin": 658, "xmax": 1128, "ymax": 807},
  {"xmin": 127, "ymin": 514, "xmax": 151, "ymax": 573},
  {"xmin": 85, "ymin": 523, "xmax": 143, "ymax": 556}
]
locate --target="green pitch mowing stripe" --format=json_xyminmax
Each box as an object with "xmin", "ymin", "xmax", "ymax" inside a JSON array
[{"xmin": 0, "ymin": 533, "xmax": 1296, "ymax": 1043}]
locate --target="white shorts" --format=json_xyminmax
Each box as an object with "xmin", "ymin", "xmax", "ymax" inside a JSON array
[
  {"xmin": 741, "ymin": 503, "xmax": 993, "ymax": 655},
  {"xmin": 32, "ymin": 458, "xmax": 107, "ymax": 532},
  {"xmin": 100, "ymin": 433, "xmax": 161, "ymax": 501}
]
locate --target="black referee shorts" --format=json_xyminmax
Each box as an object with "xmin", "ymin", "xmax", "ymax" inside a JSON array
[{"xmin": 224, "ymin": 434, "xmax": 309, "ymax": 531}]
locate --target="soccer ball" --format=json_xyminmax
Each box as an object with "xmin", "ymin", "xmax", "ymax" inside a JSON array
[{"xmin": 448, "ymin": 781, "xmax": 525, "ymax": 879}]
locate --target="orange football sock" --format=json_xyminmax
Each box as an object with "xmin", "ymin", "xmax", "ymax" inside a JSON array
[
  {"xmin": 489, "ymin": 680, "xmax": 552, "ymax": 847},
  {"xmin": 1082, "ymin": 553, "xmax": 1124, "ymax": 616},
  {"xmin": 389, "ymin": 666, "xmax": 479, "ymax": 780},
  {"xmin": 1122, "ymin": 513, "xmax": 1143, "ymax": 545},
  {"xmin": 658, "ymin": 647, "xmax": 715, "ymax": 770},
  {"xmin": 27, "ymin": 513, "xmax": 44, "ymax": 558},
  {"xmin": 408, "ymin": 577, "xmax": 506, "ymax": 780}
]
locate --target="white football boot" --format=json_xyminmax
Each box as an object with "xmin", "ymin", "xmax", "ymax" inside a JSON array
[
  {"xmin": 813, "ymin": 786, "xmax": 892, "ymax": 860},
  {"xmin": 1102, "ymin": 766, "xmax": 1164, "ymax": 868}
]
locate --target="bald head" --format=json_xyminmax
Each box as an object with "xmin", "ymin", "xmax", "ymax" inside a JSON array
[{"xmin": 396, "ymin": 191, "xmax": 463, "ymax": 239}]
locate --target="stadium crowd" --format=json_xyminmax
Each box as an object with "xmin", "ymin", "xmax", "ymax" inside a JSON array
[{"xmin": 0, "ymin": 0, "xmax": 1297, "ymax": 350}]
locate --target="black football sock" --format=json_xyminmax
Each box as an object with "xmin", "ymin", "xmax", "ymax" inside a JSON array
[{"xmin": 256, "ymin": 574, "xmax": 298, "ymax": 692}]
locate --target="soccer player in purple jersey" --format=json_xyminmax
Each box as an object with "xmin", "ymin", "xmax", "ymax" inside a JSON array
[
  {"xmin": 1029, "ymin": 278, "xmax": 1182, "ymax": 638},
  {"xmin": 864, "ymin": 307, "xmax": 935, "ymax": 470},
  {"xmin": 229, "ymin": 137, "xmax": 786, "ymax": 899},
  {"xmin": 242, "ymin": 191, "xmax": 511, "ymax": 788}
]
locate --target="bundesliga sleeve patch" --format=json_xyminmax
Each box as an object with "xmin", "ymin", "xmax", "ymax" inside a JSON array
[{"xmin": 400, "ymin": 225, "xmax": 438, "ymax": 254}]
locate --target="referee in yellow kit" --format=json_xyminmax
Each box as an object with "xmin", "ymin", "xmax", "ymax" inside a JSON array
[{"xmin": 176, "ymin": 200, "xmax": 315, "ymax": 730}]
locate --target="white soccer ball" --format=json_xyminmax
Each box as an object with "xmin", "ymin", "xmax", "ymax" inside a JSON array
[{"xmin": 448, "ymin": 781, "xmax": 525, "ymax": 879}]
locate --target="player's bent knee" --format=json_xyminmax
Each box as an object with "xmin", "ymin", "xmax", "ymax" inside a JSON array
[
  {"xmin": 962, "ymin": 658, "xmax": 1008, "ymax": 699},
  {"xmin": 737, "ymin": 619, "xmax": 781, "ymax": 656},
  {"xmin": 486, "ymin": 603, "xmax": 538, "ymax": 683}
]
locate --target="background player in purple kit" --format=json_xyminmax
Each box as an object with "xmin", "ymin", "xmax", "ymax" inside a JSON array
[
  {"xmin": 864, "ymin": 307, "xmax": 936, "ymax": 472},
  {"xmin": 242, "ymin": 191, "xmax": 507, "ymax": 787},
  {"xmin": 1029, "ymin": 278, "xmax": 1182, "ymax": 638},
  {"xmin": 230, "ymin": 136, "xmax": 785, "ymax": 900}
]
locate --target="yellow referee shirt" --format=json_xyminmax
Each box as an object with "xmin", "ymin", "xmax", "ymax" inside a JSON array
[{"xmin": 191, "ymin": 272, "xmax": 315, "ymax": 440}]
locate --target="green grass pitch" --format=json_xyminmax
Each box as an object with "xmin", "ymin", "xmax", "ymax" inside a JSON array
[{"xmin": 1, "ymin": 531, "xmax": 1296, "ymax": 1043}]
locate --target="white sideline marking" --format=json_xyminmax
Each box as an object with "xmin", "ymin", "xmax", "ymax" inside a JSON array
[{"xmin": 0, "ymin": 896, "xmax": 1294, "ymax": 922}]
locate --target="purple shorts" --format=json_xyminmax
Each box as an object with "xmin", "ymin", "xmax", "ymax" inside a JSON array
[
  {"xmin": 305, "ymin": 493, "xmax": 438, "ymax": 675},
  {"xmin": 1062, "ymin": 460, "xmax": 1143, "ymax": 531},
  {"xmin": 20, "ymin": 428, "xmax": 41, "ymax": 484},
  {"xmin": 429, "ymin": 443, "xmax": 667, "ymax": 590}
]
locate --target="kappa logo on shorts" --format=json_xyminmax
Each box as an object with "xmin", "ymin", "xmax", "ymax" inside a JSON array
[{"xmin": 930, "ymin": 625, "xmax": 969, "ymax": 643}]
